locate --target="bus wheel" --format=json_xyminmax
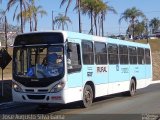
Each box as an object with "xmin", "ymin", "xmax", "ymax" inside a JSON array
[
  {"xmin": 123, "ymin": 79, "xmax": 136, "ymax": 96},
  {"xmin": 128, "ymin": 79, "xmax": 136, "ymax": 96},
  {"xmin": 82, "ymin": 85, "xmax": 93, "ymax": 108}
]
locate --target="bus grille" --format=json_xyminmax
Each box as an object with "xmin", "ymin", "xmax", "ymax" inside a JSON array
[{"xmin": 27, "ymin": 95, "xmax": 45, "ymax": 100}]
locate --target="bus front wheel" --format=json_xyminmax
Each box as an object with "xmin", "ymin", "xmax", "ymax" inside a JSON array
[{"xmin": 82, "ymin": 85, "xmax": 93, "ymax": 108}]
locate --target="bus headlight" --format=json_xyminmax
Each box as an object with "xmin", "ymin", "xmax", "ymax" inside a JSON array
[
  {"xmin": 50, "ymin": 81, "xmax": 65, "ymax": 93},
  {"xmin": 12, "ymin": 82, "xmax": 23, "ymax": 92}
]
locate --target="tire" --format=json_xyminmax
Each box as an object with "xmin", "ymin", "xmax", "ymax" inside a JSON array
[
  {"xmin": 124, "ymin": 79, "xmax": 136, "ymax": 96},
  {"xmin": 82, "ymin": 85, "xmax": 93, "ymax": 108}
]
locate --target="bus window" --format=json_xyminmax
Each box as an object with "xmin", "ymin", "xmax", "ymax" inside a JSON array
[
  {"xmin": 95, "ymin": 42, "xmax": 107, "ymax": 65},
  {"xmin": 82, "ymin": 41, "xmax": 94, "ymax": 65},
  {"xmin": 14, "ymin": 46, "xmax": 64, "ymax": 78},
  {"xmin": 129, "ymin": 47, "xmax": 137, "ymax": 64},
  {"xmin": 119, "ymin": 45, "xmax": 128, "ymax": 64},
  {"xmin": 108, "ymin": 44, "xmax": 119, "ymax": 64},
  {"xmin": 145, "ymin": 49, "xmax": 151, "ymax": 64},
  {"xmin": 138, "ymin": 48, "xmax": 145, "ymax": 64},
  {"xmin": 67, "ymin": 42, "xmax": 81, "ymax": 73},
  {"xmin": 16, "ymin": 49, "xmax": 28, "ymax": 75}
]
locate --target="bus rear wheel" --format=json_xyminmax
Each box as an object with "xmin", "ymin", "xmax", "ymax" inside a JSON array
[
  {"xmin": 123, "ymin": 79, "xmax": 136, "ymax": 96},
  {"xmin": 82, "ymin": 85, "xmax": 93, "ymax": 108},
  {"xmin": 128, "ymin": 79, "xmax": 136, "ymax": 96}
]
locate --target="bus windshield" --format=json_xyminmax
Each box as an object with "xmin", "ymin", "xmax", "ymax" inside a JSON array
[{"xmin": 13, "ymin": 46, "xmax": 64, "ymax": 79}]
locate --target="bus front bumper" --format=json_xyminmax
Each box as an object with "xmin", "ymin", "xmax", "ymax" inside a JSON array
[{"xmin": 12, "ymin": 89, "xmax": 65, "ymax": 104}]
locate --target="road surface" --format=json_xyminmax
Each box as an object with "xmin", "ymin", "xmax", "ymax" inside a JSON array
[{"xmin": 0, "ymin": 83, "xmax": 160, "ymax": 120}]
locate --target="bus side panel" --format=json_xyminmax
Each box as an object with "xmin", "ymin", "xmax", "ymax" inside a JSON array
[
  {"xmin": 65, "ymin": 72, "xmax": 83, "ymax": 103},
  {"xmin": 108, "ymin": 65, "xmax": 122, "ymax": 94},
  {"xmin": 94, "ymin": 65, "xmax": 109, "ymax": 97},
  {"xmin": 118, "ymin": 65, "xmax": 130, "ymax": 92},
  {"xmin": 135, "ymin": 65, "xmax": 146, "ymax": 89},
  {"xmin": 145, "ymin": 64, "xmax": 152, "ymax": 86}
]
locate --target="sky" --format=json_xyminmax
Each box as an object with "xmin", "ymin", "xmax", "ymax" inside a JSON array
[{"xmin": 1, "ymin": 0, "xmax": 160, "ymax": 36}]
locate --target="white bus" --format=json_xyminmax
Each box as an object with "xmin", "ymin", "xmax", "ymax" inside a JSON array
[{"xmin": 12, "ymin": 31, "xmax": 152, "ymax": 107}]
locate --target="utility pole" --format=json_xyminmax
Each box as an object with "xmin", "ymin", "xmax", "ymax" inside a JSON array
[
  {"xmin": 52, "ymin": 11, "xmax": 54, "ymax": 30},
  {"xmin": 4, "ymin": 15, "xmax": 8, "ymax": 51},
  {"xmin": 78, "ymin": 0, "xmax": 82, "ymax": 33},
  {"xmin": 146, "ymin": 22, "xmax": 149, "ymax": 43}
]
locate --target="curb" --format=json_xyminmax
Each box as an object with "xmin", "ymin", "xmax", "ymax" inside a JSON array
[
  {"xmin": 0, "ymin": 102, "xmax": 30, "ymax": 110},
  {"xmin": 151, "ymin": 80, "xmax": 160, "ymax": 84},
  {"xmin": 0, "ymin": 102, "xmax": 13, "ymax": 107}
]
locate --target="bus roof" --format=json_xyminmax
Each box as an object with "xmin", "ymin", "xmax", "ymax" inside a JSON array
[{"xmin": 16, "ymin": 30, "xmax": 150, "ymax": 49}]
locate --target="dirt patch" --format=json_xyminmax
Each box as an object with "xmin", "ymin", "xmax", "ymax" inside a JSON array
[{"xmin": 152, "ymin": 52, "xmax": 160, "ymax": 80}]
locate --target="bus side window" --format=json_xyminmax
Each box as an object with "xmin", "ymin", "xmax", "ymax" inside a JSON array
[
  {"xmin": 82, "ymin": 41, "xmax": 94, "ymax": 64},
  {"xmin": 129, "ymin": 46, "xmax": 137, "ymax": 64},
  {"xmin": 138, "ymin": 47, "xmax": 145, "ymax": 64},
  {"xmin": 67, "ymin": 42, "xmax": 82, "ymax": 73},
  {"xmin": 145, "ymin": 49, "xmax": 151, "ymax": 64},
  {"xmin": 108, "ymin": 44, "xmax": 119, "ymax": 64}
]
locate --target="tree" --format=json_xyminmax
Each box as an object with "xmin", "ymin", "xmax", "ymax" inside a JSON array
[
  {"xmin": 60, "ymin": 0, "xmax": 82, "ymax": 33},
  {"xmin": 7, "ymin": 0, "xmax": 33, "ymax": 33},
  {"xmin": 80, "ymin": 0, "xmax": 116, "ymax": 36},
  {"xmin": 80, "ymin": 0, "xmax": 95, "ymax": 34},
  {"xmin": 16, "ymin": 4, "xmax": 47, "ymax": 31},
  {"xmin": 32, "ymin": 5, "xmax": 47, "ymax": 31},
  {"xmin": 119, "ymin": 7, "xmax": 146, "ymax": 41},
  {"xmin": 80, "ymin": 0, "xmax": 103, "ymax": 35},
  {"xmin": 0, "ymin": 9, "xmax": 8, "ymax": 50},
  {"xmin": 149, "ymin": 17, "xmax": 160, "ymax": 34},
  {"xmin": 16, "ymin": 6, "xmax": 34, "ymax": 31},
  {"xmin": 134, "ymin": 21, "xmax": 145, "ymax": 36},
  {"xmin": 100, "ymin": 2, "xmax": 116, "ymax": 36},
  {"xmin": 54, "ymin": 14, "xmax": 72, "ymax": 30}
]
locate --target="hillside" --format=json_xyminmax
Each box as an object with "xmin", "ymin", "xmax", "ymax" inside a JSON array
[{"xmin": 136, "ymin": 39, "xmax": 160, "ymax": 52}]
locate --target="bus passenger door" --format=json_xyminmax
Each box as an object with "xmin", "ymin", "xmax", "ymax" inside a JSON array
[{"xmin": 66, "ymin": 41, "xmax": 83, "ymax": 102}]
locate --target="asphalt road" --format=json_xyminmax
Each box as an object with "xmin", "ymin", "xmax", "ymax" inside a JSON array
[{"xmin": 0, "ymin": 83, "xmax": 160, "ymax": 120}]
